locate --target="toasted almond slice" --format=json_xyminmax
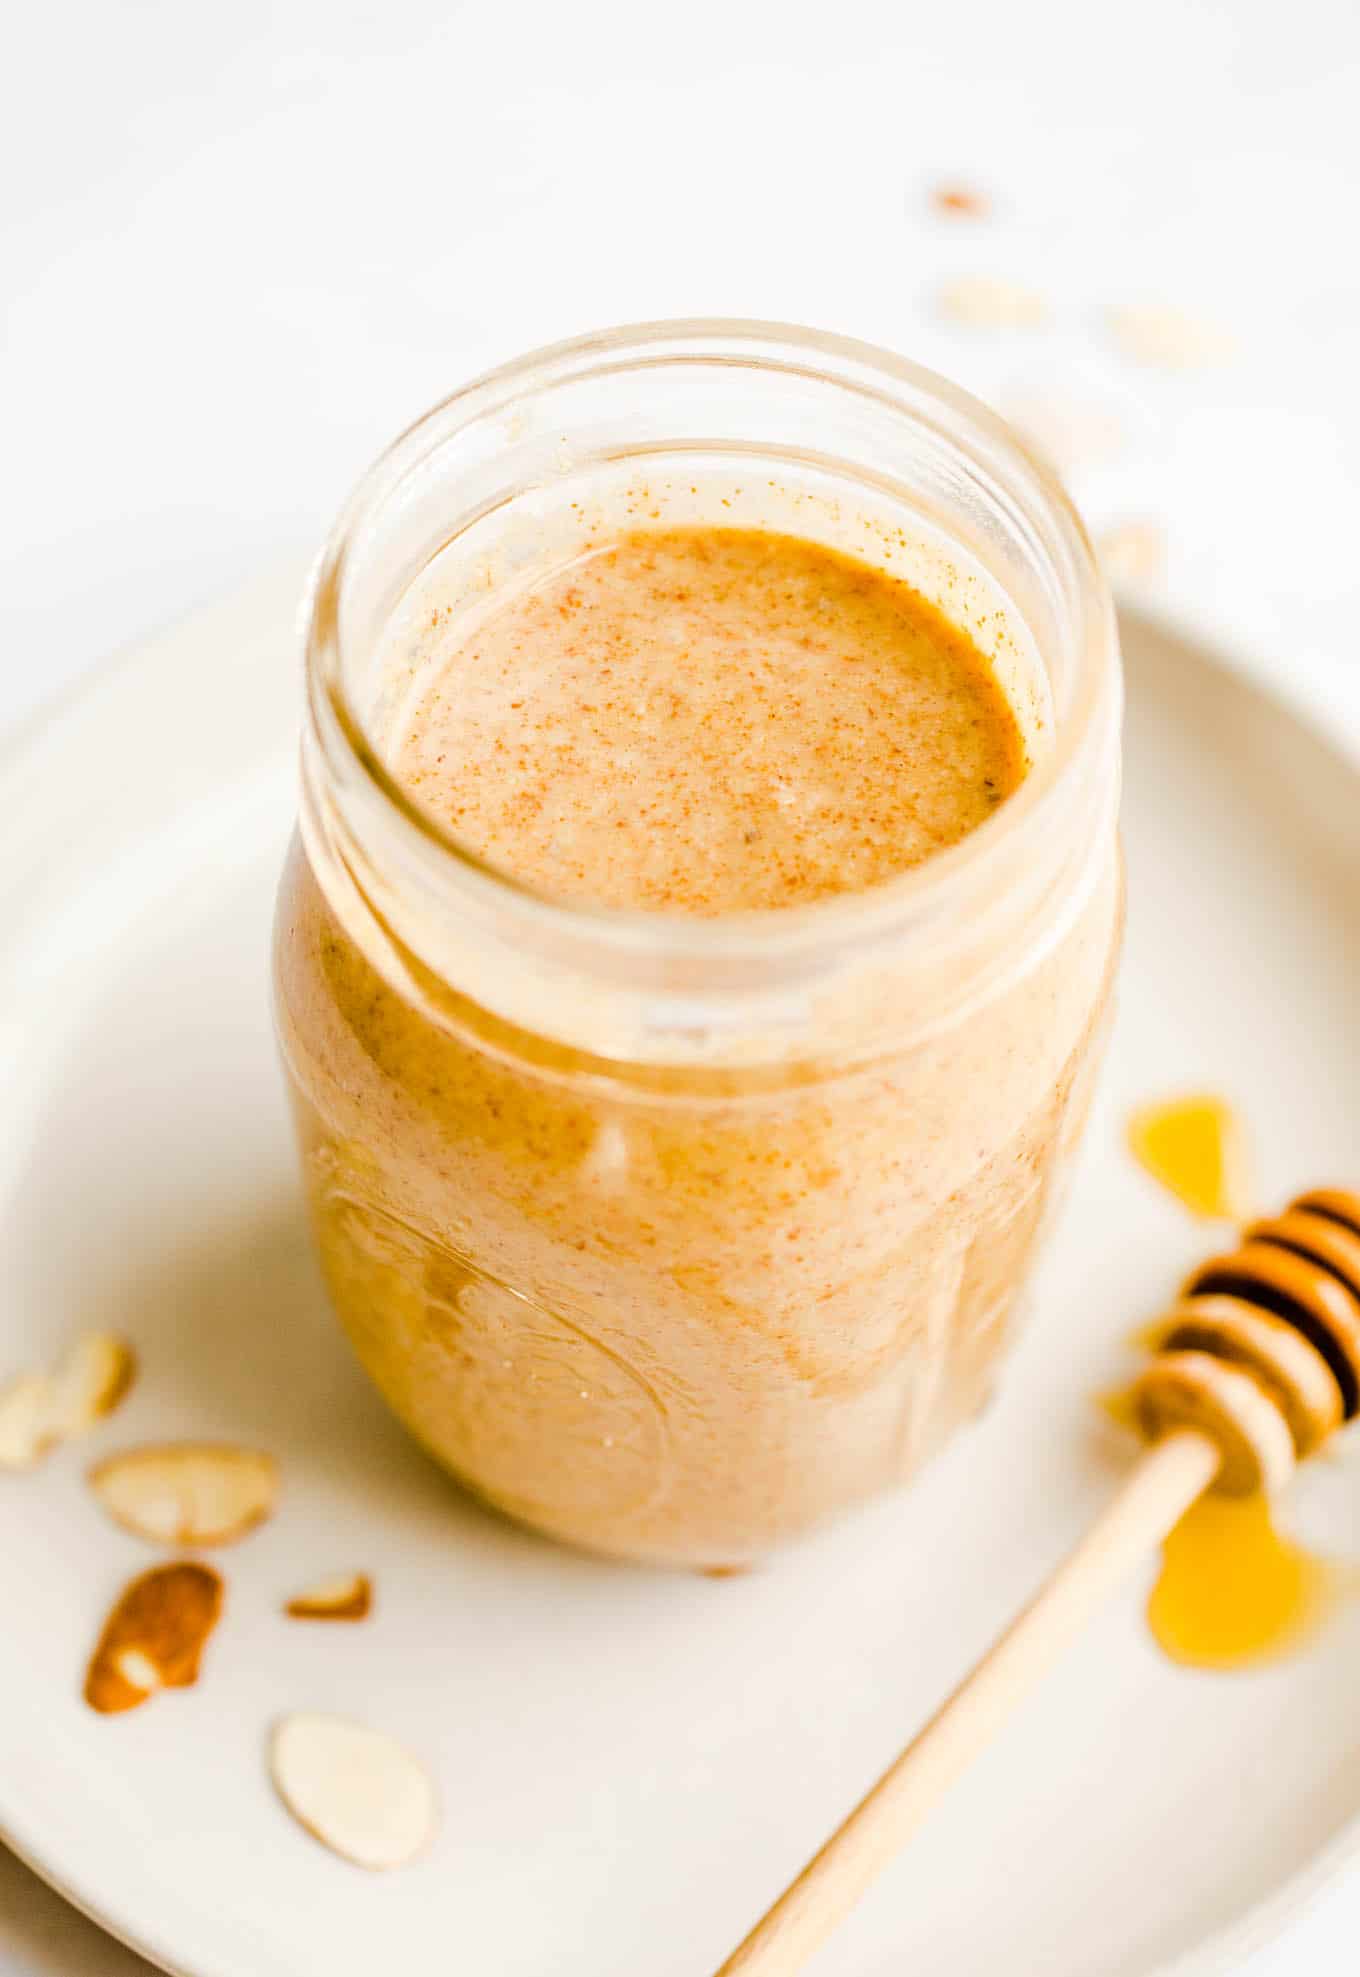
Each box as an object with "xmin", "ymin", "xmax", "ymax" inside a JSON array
[
  {"xmin": 932, "ymin": 184, "xmax": 989, "ymax": 219},
  {"xmin": 113, "ymin": 1647, "xmax": 164, "ymax": 1693},
  {"xmin": 49, "ymin": 1333, "xmax": 136, "ymax": 1441},
  {"xmin": 0, "ymin": 1373, "xmax": 58, "ymax": 1471},
  {"xmin": 1132, "ymin": 1349, "xmax": 1295, "ymax": 1496},
  {"xmin": 285, "ymin": 1572, "xmax": 373, "ymax": 1621},
  {"xmin": 84, "ymin": 1562, "xmax": 223, "ymax": 1714},
  {"xmin": 1161, "ymin": 1294, "xmax": 1343, "ymax": 1457},
  {"xmin": 89, "ymin": 1443, "xmax": 278, "ymax": 1546},
  {"xmin": 936, "ymin": 275, "xmax": 1048, "ymax": 329},
  {"xmin": 270, "ymin": 1713, "xmax": 436, "ymax": 1870}
]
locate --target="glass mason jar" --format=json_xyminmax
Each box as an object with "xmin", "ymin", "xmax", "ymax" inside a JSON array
[{"xmin": 273, "ymin": 321, "xmax": 1123, "ymax": 1568}]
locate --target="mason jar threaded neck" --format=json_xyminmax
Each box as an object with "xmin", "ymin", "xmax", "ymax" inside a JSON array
[{"xmin": 300, "ymin": 319, "xmax": 1121, "ymax": 1071}]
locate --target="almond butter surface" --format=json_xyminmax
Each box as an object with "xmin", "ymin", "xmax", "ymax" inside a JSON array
[{"xmin": 395, "ymin": 529, "xmax": 1027, "ymax": 914}]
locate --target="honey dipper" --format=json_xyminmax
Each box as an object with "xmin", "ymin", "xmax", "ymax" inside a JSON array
[{"xmin": 714, "ymin": 1187, "xmax": 1360, "ymax": 1977}]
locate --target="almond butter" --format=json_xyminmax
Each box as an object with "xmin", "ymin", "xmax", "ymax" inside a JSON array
[{"xmin": 85, "ymin": 1562, "xmax": 223, "ymax": 1714}]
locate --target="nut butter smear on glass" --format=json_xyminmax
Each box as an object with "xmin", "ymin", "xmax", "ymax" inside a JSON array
[{"xmin": 276, "ymin": 364, "xmax": 1122, "ymax": 1573}]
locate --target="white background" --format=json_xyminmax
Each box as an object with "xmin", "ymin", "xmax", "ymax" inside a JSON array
[{"xmin": 2, "ymin": 0, "xmax": 1358, "ymax": 1969}]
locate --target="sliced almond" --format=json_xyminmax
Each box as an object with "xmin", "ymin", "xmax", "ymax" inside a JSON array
[
  {"xmin": 932, "ymin": 184, "xmax": 989, "ymax": 219},
  {"xmin": 285, "ymin": 1572, "xmax": 373, "ymax": 1621},
  {"xmin": 270, "ymin": 1713, "xmax": 436, "ymax": 1870},
  {"xmin": 89, "ymin": 1443, "xmax": 278, "ymax": 1546},
  {"xmin": 1096, "ymin": 520, "xmax": 1165, "ymax": 589},
  {"xmin": 1006, "ymin": 400, "xmax": 1127, "ymax": 478},
  {"xmin": 1106, "ymin": 303, "xmax": 1236, "ymax": 370},
  {"xmin": 49, "ymin": 1333, "xmax": 136, "ymax": 1440},
  {"xmin": 0, "ymin": 1332, "xmax": 136, "ymax": 1472},
  {"xmin": 0, "ymin": 1373, "xmax": 58, "ymax": 1471},
  {"xmin": 936, "ymin": 275, "xmax": 1048, "ymax": 330},
  {"xmin": 84, "ymin": 1562, "xmax": 223, "ymax": 1714}
]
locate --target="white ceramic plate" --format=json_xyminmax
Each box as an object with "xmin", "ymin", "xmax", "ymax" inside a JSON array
[{"xmin": 1, "ymin": 572, "xmax": 1359, "ymax": 1977}]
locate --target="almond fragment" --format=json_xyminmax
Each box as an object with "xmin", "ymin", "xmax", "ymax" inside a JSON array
[
  {"xmin": 1106, "ymin": 303, "xmax": 1236, "ymax": 369},
  {"xmin": 0, "ymin": 1374, "xmax": 57, "ymax": 1471},
  {"xmin": 932, "ymin": 183, "xmax": 989, "ymax": 219},
  {"xmin": 1004, "ymin": 395, "xmax": 1126, "ymax": 476},
  {"xmin": 0, "ymin": 1332, "xmax": 136, "ymax": 1471},
  {"xmin": 89, "ymin": 1443, "xmax": 278, "ymax": 1546},
  {"xmin": 936, "ymin": 275, "xmax": 1047, "ymax": 329},
  {"xmin": 85, "ymin": 1562, "xmax": 223, "ymax": 1714},
  {"xmin": 1097, "ymin": 520, "xmax": 1165, "ymax": 588},
  {"xmin": 285, "ymin": 1572, "xmax": 373, "ymax": 1621},
  {"xmin": 49, "ymin": 1333, "xmax": 136, "ymax": 1440},
  {"xmin": 270, "ymin": 1713, "xmax": 436, "ymax": 1870}
]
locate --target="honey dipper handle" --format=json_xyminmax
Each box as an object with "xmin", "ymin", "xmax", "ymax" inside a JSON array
[{"xmin": 713, "ymin": 1429, "xmax": 1220, "ymax": 1977}]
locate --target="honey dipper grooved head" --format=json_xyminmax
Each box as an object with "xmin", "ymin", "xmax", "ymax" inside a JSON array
[
  {"xmin": 1132, "ymin": 1351, "xmax": 1296, "ymax": 1496},
  {"xmin": 1249, "ymin": 1211, "xmax": 1360, "ymax": 1307},
  {"xmin": 1160, "ymin": 1295, "xmax": 1343, "ymax": 1457},
  {"xmin": 1290, "ymin": 1189, "xmax": 1360, "ymax": 1241},
  {"xmin": 1184, "ymin": 1243, "xmax": 1360, "ymax": 1419}
]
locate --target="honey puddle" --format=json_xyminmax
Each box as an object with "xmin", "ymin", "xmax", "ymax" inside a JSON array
[
  {"xmin": 1100, "ymin": 1390, "xmax": 1348, "ymax": 1668},
  {"xmin": 1146, "ymin": 1490, "xmax": 1344, "ymax": 1671},
  {"xmin": 1126, "ymin": 1093, "xmax": 1252, "ymax": 1222}
]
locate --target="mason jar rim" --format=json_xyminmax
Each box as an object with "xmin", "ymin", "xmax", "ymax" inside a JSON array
[{"xmin": 303, "ymin": 317, "xmax": 1119, "ymax": 978}]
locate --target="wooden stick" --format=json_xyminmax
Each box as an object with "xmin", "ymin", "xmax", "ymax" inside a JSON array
[{"xmin": 714, "ymin": 1429, "xmax": 1220, "ymax": 1977}]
